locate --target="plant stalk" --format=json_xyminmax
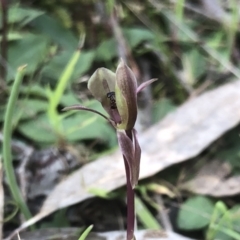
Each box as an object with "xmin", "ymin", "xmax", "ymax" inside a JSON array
[{"xmin": 124, "ymin": 156, "xmax": 135, "ymax": 240}]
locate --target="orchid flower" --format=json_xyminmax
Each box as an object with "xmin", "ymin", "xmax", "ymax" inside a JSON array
[{"xmin": 63, "ymin": 59, "xmax": 157, "ymax": 240}]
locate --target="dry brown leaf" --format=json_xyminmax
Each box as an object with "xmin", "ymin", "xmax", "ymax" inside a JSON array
[
  {"xmin": 6, "ymin": 80, "xmax": 240, "ymax": 239},
  {"xmin": 180, "ymin": 160, "xmax": 240, "ymax": 197}
]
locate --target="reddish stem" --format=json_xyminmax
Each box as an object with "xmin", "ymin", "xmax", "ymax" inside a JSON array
[{"xmin": 124, "ymin": 156, "xmax": 135, "ymax": 240}]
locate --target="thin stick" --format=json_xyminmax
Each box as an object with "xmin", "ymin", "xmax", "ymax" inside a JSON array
[{"xmin": 154, "ymin": 194, "xmax": 173, "ymax": 231}]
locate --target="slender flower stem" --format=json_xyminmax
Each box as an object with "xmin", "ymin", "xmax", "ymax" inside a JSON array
[{"xmin": 124, "ymin": 156, "xmax": 135, "ymax": 240}]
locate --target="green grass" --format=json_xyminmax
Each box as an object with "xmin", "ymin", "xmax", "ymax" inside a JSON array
[
  {"xmin": 78, "ymin": 225, "xmax": 93, "ymax": 240},
  {"xmin": 2, "ymin": 65, "xmax": 32, "ymax": 222}
]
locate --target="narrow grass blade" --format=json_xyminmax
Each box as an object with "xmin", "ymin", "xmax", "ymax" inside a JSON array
[
  {"xmin": 135, "ymin": 195, "xmax": 161, "ymax": 229},
  {"xmin": 3, "ymin": 65, "xmax": 32, "ymax": 221},
  {"xmin": 211, "ymin": 224, "xmax": 240, "ymax": 240},
  {"xmin": 78, "ymin": 225, "xmax": 93, "ymax": 240},
  {"xmin": 47, "ymin": 35, "xmax": 85, "ymax": 138}
]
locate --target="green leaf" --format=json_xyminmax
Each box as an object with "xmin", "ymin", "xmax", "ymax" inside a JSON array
[
  {"xmin": 212, "ymin": 204, "xmax": 240, "ymax": 240},
  {"xmin": 213, "ymin": 228, "xmax": 233, "ymax": 240},
  {"xmin": 207, "ymin": 200, "xmax": 240, "ymax": 240},
  {"xmin": 95, "ymin": 28, "xmax": 156, "ymax": 62},
  {"xmin": 63, "ymin": 111, "xmax": 115, "ymax": 144},
  {"xmin": 95, "ymin": 38, "xmax": 118, "ymax": 62},
  {"xmin": 152, "ymin": 98, "xmax": 176, "ymax": 123},
  {"xmin": 124, "ymin": 28, "xmax": 155, "ymax": 48},
  {"xmin": 207, "ymin": 201, "xmax": 231, "ymax": 240},
  {"xmin": 60, "ymin": 92, "xmax": 80, "ymax": 106},
  {"xmin": 13, "ymin": 99, "xmax": 48, "ymax": 121},
  {"xmin": 17, "ymin": 100, "xmax": 117, "ymax": 145},
  {"xmin": 17, "ymin": 114, "xmax": 57, "ymax": 143},
  {"xmin": 30, "ymin": 14, "xmax": 78, "ymax": 51},
  {"xmin": 0, "ymin": 98, "xmax": 47, "ymax": 123},
  {"xmin": 41, "ymin": 50, "xmax": 95, "ymax": 82},
  {"xmin": 7, "ymin": 34, "xmax": 50, "ymax": 81},
  {"xmin": 0, "ymin": 32, "xmax": 23, "ymax": 41},
  {"xmin": 229, "ymin": 205, "xmax": 240, "ymax": 232},
  {"xmin": 215, "ymin": 228, "xmax": 240, "ymax": 240},
  {"xmin": 177, "ymin": 196, "xmax": 214, "ymax": 230},
  {"xmin": 20, "ymin": 84, "xmax": 48, "ymax": 99},
  {"xmin": 182, "ymin": 49, "xmax": 206, "ymax": 85},
  {"xmin": 63, "ymin": 100, "xmax": 116, "ymax": 144},
  {"xmin": 0, "ymin": 5, "xmax": 44, "ymax": 27}
]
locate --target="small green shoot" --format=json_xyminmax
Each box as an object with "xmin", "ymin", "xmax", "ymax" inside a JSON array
[
  {"xmin": 178, "ymin": 196, "xmax": 214, "ymax": 230},
  {"xmin": 207, "ymin": 201, "xmax": 230, "ymax": 240},
  {"xmin": 46, "ymin": 48, "xmax": 81, "ymax": 140},
  {"xmin": 46, "ymin": 34, "xmax": 85, "ymax": 143},
  {"xmin": 174, "ymin": 0, "xmax": 185, "ymax": 39},
  {"xmin": 206, "ymin": 201, "xmax": 240, "ymax": 240},
  {"xmin": 135, "ymin": 195, "xmax": 161, "ymax": 229},
  {"xmin": 78, "ymin": 225, "xmax": 93, "ymax": 240},
  {"xmin": 225, "ymin": 0, "xmax": 239, "ymax": 62},
  {"xmin": 87, "ymin": 187, "xmax": 118, "ymax": 199},
  {"xmin": 175, "ymin": 0, "xmax": 185, "ymax": 21}
]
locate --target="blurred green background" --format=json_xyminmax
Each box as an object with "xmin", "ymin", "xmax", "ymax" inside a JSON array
[{"xmin": 1, "ymin": 1, "xmax": 240, "ymax": 240}]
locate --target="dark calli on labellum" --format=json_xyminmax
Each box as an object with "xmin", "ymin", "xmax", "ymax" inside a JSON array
[{"xmin": 63, "ymin": 59, "xmax": 157, "ymax": 240}]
